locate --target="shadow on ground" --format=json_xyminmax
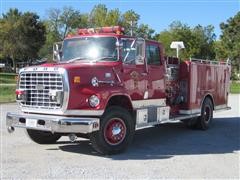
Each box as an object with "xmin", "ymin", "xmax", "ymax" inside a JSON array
[{"xmin": 56, "ymin": 117, "xmax": 240, "ymax": 160}]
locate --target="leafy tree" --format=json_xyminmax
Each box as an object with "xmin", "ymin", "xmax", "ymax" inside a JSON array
[
  {"xmin": 60, "ymin": 7, "xmax": 86, "ymax": 38},
  {"xmin": 47, "ymin": 8, "xmax": 61, "ymax": 38},
  {"xmin": 220, "ymin": 11, "xmax": 240, "ymax": 79},
  {"xmin": 89, "ymin": 4, "xmax": 122, "ymax": 27},
  {"xmin": 0, "ymin": 8, "xmax": 45, "ymax": 71},
  {"xmin": 154, "ymin": 30, "xmax": 174, "ymax": 56},
  {"xmin": 47, "ymin": 6, "xmax": 85, "ymax": 40},
  {"xmin": 155, "ymin": 21, "xmax": 216, "ymax": 60},
  {"xmin": 19, "ymin": 12, "xmax": 45, "ymax": 60},
  {"xmin": 135, "ymin": 24, "xmax": 155, "ymax": 39},
  {"xmin": 105, "ymin": 9, "xmax": 122, "ymax": 26},
  {"xmin": 88, "ymin": 4, "xmax": 150, "ymax": 38},
  {"xmin": 121, "ymin": 10, "xmax": 140, "ymax": 36},
  {"xmin": 89, "ymin": 4, "xmax": 108, "ymax": 27},
  {"xmin": 170, "ymin": 22, "xmax": 197, "ymax": 58},
  {"xmin": 192, "ymin": 25, "xmax": 216, "ymax": 59},
  {"xmin": 0, "ymin": 9, "xmax": 22, "ymax": 70},
  {"xmin": 41, "ymin": 7, "xmax": 87, "ymax": 59},
  {"xmin": 38, "ymin": 21, "xmax": 60, "ymax": 59},
  {"xmin": 214, "ymin": 40, "xmax": 228, "ymax": 60}
]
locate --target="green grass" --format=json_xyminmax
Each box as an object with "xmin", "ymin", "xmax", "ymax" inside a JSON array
[
  {"xmin": 0, "ymin": 85, "xmax": 16, "ymax": 103},
  {"xmin": 0, "ymin": 73, "xmax": 17, "ymax": 84},
  {"xmin": 230, "ymin": 81, "xmax": 240, "ymax": 94}
]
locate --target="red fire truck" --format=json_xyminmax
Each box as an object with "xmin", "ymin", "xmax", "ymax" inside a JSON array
[{"xmin": 6, "ymin": 26, "xmax": 231, "ymax": 154}]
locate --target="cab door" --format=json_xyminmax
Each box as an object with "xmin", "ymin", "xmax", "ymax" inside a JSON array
[
  {"xmin": 122, "ymin": 38, "xmax": 148, "ymax": 100},
  {"xmin": 145, "ymin": 42, "xmax": 165, "ymax": 99}
]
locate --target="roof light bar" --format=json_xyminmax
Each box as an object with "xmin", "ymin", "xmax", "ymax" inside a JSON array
[{"xmin": 78, "ymin": 26, "xmax": 124, "ymax": 35}]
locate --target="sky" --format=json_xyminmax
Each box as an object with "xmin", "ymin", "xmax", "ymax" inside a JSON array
[{"xmin": 0, "ymin": 0, "xmax": 239, "ymax": 38}]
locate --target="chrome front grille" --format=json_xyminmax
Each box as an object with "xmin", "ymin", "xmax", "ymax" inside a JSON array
[{"xmin": 19, "ymin": 72, "xmax": 64, "ymax": 109}]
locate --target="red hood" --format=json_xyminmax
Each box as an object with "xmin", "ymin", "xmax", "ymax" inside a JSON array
[{"xmin": 40, "ymin": 61, "xmax": 122, "ymax": 71}]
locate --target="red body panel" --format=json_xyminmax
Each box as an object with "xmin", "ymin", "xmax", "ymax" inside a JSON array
[
  {"xmin": 122, "ymin": 64, "xmax": 147, "ymax": 100},
  {"xmin": 179, "ymin": 61, "xmax": 230, "ymax": 110}
]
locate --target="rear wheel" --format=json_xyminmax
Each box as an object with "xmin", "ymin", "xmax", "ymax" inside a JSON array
[
  {"xmin": 90, "ymin": 106, "xmax": 135, "ymax": 155},
  {"xmin": 26, "ymin": 129, "xmax": 61, "ymax": 144},
  {"xmin": 196, "ymin": 97, "xmax": 213, "ymax": 130}
]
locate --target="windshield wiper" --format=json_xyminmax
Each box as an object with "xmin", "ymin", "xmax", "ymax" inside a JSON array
[
  {"xmin": 94, "ymin": 56, "xmax": 116, "ymax": 62},
  {"xmin": 67, "ymin": 57, "xmax": 86, "ymax": 63},
  {"xmin": 67, "ymin": 56, "xmax": 116, "ymax": 63}
]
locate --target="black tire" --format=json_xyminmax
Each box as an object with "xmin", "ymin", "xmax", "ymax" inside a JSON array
[
  {"xmin": 90, "ymin": 106, "xmax": 135, "ymax": 155},
  {"xmin": 196, "ymin": 97, "xmax": 213, "ymax": 130},
  {"xmin": 182, "ymin": 117, "xmax": 199, "ymax": 129},
  {"xmin": 26, "ymin": 129, "xmax": 61, "ymax": 144}
]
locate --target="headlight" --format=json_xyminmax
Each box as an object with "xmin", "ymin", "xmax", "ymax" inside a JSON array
[
  {"xmin": 49, "ymin": 90, "xmax": 63, "ymax": 104},
  {"xmin": 89, "ymin": 95, "xmax": 100, "ymax": 107},
  {"xmin": 16, "ymin": 89, "xmax": 27, "ymax": 101},
  {"xmin": 91, "ymin": 77, "xmax": 99, "ymax": 87}
]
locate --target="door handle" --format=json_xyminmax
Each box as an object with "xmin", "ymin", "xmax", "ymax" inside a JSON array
[{"xmin": 141, "ymin": 72, "xmax": 148, "ymax": 76}]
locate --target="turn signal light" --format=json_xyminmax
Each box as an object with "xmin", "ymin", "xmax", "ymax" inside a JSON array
[
  {"xmin": 49, "ymin": 90, "xmax": 63, "ymax": 104},
  {"xmin": 74, "ymin": 76, "xmax": 81, "ymax": 83}
]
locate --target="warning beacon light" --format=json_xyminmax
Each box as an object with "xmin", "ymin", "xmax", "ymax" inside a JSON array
[
  {"xmin": 78, "ymin": 26, "xmax": 125, "ymax": 35},
  {"xmin": 170, "ymin": 41, "xmax": 185, "ymax": 58}
]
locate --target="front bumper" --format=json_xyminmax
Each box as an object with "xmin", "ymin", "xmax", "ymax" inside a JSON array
[{"xmin": 6, "ymin": 112, "xmax": 100, "ymax": 134}]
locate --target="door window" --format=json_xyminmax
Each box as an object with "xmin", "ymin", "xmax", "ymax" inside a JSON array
[
  {"xmin": 122, "ymin": 39, "xmax": 136, "ymax": 64},
  {"xmin": 146, "ymin": 44, "xmax": 161, "ymax": 65},
  {"xmin": 122, "ymin": 38, "xmax": 145, "ymax": 65}
]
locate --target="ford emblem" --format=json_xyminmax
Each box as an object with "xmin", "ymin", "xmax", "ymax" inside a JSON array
[{"xmin": 35, "ymin": 84, "xmax": 44, "ymax": 90}]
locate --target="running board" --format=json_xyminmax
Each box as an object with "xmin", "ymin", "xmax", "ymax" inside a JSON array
[{"xmin": 135, "ymin": 106, "xmax": 200, "ymax": 129}]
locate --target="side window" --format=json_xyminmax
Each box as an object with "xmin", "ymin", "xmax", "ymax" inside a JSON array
[{"xmin": 146, "ymin": 44, "xmax": 161, "ymax": 65}]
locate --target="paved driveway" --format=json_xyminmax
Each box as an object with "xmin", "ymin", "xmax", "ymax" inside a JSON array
[{"xmin": 0, "ymin": 94, "xmax": 239, "ymax": 179}]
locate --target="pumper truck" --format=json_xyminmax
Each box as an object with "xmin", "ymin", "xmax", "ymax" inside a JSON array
[{"xmin": 6, "ymin": 26, "xmax": 231, "ymax": 154}]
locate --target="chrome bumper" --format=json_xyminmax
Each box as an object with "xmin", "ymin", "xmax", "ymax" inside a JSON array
[{"xmin": 6, "ymin": 112, "xmax": 100, "ymax": 134}]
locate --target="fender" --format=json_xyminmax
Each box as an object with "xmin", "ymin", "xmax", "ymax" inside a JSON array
[
  {"xmin": 200, "ymin": 93, "xmax": 215, "ymax": 110},
  {"xmin": 105, "ymin": 93, "xmax": 133, "ymax": 110}
]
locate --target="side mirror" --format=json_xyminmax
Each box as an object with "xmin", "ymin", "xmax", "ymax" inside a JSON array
[
  {"xmin": 116, "ymin": 41, "xmax": 123, "ymax": 47},
  {"xmin": 53, "ymin": 42, "xmax": 63, "ymax": 62},
  {"xmin": 135, "ymin": 39, "xmax": 145, "ymax": 65},
  {"xmin": 135, "ymin": 55, "xmax": 144, "ymax": 65}
]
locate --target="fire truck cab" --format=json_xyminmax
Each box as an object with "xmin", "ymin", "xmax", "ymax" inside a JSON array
[{"xmin": 6, "ymin": 26, "xmax": 231, "ymax": 154}]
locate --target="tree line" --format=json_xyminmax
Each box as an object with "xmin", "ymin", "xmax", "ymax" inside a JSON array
[{"xmin": 0, "ymin": 4, "xmax": 239, "ymax": 79}]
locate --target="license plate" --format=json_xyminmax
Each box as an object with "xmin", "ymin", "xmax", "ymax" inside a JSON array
[{"xmin": 26, "ymin": 119, "xmax": 37, "ymax": 128}]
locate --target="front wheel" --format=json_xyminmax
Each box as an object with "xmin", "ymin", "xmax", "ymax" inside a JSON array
[
  {"xmin": 26, "ymin": 129, "xmax": 61, "ymax": 144},
  {"xmin": 90, "ymin": 106, "xmax": 135, "ymax": 155}
]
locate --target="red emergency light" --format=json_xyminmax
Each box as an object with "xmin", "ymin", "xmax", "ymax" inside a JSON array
[{"xmin": 77, "ymin": 26, "xmax": 124, "ymax": 35}]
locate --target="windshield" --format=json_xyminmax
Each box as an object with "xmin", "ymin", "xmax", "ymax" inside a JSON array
[{"xmin": 61, "ymin": 37, "xmax": 118, "ymax": 62}]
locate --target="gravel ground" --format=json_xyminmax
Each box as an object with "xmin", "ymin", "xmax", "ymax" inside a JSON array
[{"xmin": 0, "ymin": 94, "xmax": 239, "ymax": 179}]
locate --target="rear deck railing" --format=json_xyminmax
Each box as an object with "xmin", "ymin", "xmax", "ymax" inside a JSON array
[{"xmin": 189, "ymin": 58, "xmax": 231, "ymax": 65}]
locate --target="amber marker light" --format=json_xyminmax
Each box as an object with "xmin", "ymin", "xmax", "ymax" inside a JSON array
[{"xmin": 73, "ymin": 76, "xmax": 81, "ymax": 83}]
